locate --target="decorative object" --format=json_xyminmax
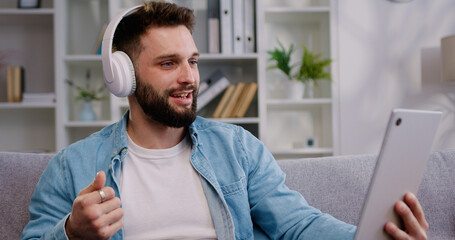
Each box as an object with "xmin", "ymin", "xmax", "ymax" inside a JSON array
[
  {"xmin": 78, "ymin": 101, "xmax": 97, "ymax": 121},
  {"xmin": 286, "ymin": 79, "xmax": 305, "ymax": 100},
  {"xmin": 295, "ymin": 44, "xmax": 332, "ymax": 98},
  {"xmin": 304, "ymin": 81, "xmax": 314, "ymax": 98},
  {"xmin": 305, "ymin": 136, "xmax": 318, "ymax": 148},
  {"xmin": 266, "ymin": 39, "xmax": 296, "ymax": 81},
  {"xmin": 66, "ymin": 69, "xmax": 107, "ymax": 121},
  {"xmin": 18, "ymin": 0, "xmax": 41, "ymax": 8},
  {"xmin": 266, "ymin": 40, "xmax": 303, "ymax": 99},
  {"xmin": 267, "ymin": 40, "xmax": 332, "ymax": 99},
  {"xmin": 441, "ymin": 35, "xmax": 455, "ymax": 82}
]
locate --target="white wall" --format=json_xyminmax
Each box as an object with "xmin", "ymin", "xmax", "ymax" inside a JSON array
[{"xmin": 337, "ymin": 0, "xmax": 455, "ymax": 155}]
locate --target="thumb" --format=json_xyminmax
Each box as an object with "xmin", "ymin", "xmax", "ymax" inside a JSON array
[{"xmin": 79, "ymin": 171, "xmax": 106, "ymax": 195}]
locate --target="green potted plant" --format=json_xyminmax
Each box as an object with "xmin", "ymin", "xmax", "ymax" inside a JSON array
[
  {"xmin": 66, "ymin": 69, "xmax": 107, "ymax": 121},
  {"xmin": 267, "ymin": 40, "xmax": 332, "ymax": 99},
  {"xmin": 266, "ymin": 39, "xmax": 296, "ymax": 80},
  {"xmin": 295, "ymin": 44, "xmax": 332, "ymax": 98}
]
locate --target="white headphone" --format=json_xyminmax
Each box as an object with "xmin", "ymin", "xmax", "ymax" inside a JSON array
[{"xmin": 102, "ymin": 5, "xmax": 142, "ymax": 97}]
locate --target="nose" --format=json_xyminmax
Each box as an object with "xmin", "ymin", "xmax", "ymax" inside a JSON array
[{"xmin": 178, "ymin": 62, "xmax": 197, "ymax": 85}]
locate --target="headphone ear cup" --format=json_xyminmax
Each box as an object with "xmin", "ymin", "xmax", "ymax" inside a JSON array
[{"xmin": 106, "ymin": 51, "xmax": 136, "ymax": 97}]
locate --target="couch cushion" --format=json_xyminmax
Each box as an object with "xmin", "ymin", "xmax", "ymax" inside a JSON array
[
  {"xmin": 277, "ymin": 150, "xmax": 455, "ymax": 240},
  {"xmin": 0, "ymin": 152, "xmax": 53, "ymax": 240},
  {"xmin": 418, "ymin": 150, "xmax": 455, "ymax": 240},
  {"xmin": 277, "ymin": 154, "xmax": 376, "ymax": 225}
]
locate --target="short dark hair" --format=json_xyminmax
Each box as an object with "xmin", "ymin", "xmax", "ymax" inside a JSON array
[{"xmin": 113, "ymin": 1, "xmax": 195, "ymax": 62}]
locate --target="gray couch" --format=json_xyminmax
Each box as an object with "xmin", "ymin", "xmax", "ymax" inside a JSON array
[{"xmin": 1, "ymin": 150, "xmax": 454, "ymax": 239}]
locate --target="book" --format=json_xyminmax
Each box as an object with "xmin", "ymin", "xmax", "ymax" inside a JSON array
[
  {"xmin": 230, "ymin": 83, "xmax": 250, "ymax": 117},
  {"xmin": 207, "ymin": 0, "xmax": 220, "ymax": 53},
  {"xmin": 220, "ymin": 0, "xmax": 233, "ymax": 54},
  {"xmin": 234, "ymin": 82, "xmax": 257, "ymax": 118},
  {"xmin": 6, "ymin": 66, "xmax": 14, "ymax": 103},
  {"xmin": 232, "ymin": 0, "xmax": 245, "ymax": 54},
  {"xmin": 6, "ymin": 66, "xmax": 24, "ymax": 103},
  {"xmin": 212, "ymin": 84, "xmax": 235, "ymax": 118},
  {"xmin": 93, "ymin": 24, "xmax": 108, "ymax": 55},
  {"xmin": 197, "ymin": 70, "xmax": 230, "ymax": 111},
  {"xmin": 220, "ymin": 82, "xmax": 245, "ymax": 118},
  {"xmin": 13, "ymin": 66, "xmax": 24, "ymax": 102},
  {"xmin": 243, "ymin": 0, "xmax": 255, "ymax": 53}
]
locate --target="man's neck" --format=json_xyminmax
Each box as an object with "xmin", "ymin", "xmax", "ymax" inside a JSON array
[{"xmin": 127, "ymin": 109, "xmax": 187, "ymax": 150}]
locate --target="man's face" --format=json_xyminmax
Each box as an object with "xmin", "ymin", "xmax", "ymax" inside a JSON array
[{"xmin": 134, "ymin": 25, "xmax": 200, "ymax": 128}]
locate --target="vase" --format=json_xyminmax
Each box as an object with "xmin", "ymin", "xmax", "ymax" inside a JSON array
[
  {"xmin": 78, "ymin": 101, "xmax": 96, "ymax": 121},
  {"xmin": 304, "ymin": 80, "xmax": 314, "ymax": 98},
  {"xmin": 285, "ymin": 79, "xmax": 305, "ymax": 100}
]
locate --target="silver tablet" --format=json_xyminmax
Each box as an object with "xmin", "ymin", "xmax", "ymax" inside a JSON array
[{"xmin": 354, "ymin": 109, "xmax": 442, "ymax": 240}]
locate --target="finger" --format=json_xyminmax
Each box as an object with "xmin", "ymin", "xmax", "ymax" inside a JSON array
[
  {"xmin": 91, "ymin": 207, "xmax": 124, "ymax": 239},
  {"xmin": 99, "ymin": 206, "xmax": 124, "ymax": 226},
  {"xmin": 404, "ymin": 192, "xmax": 429, "ymax": 231},
  {"xmin": 98, "ymin": 196, "xmax": 122, "ymax": 214},
  {"xmin": 82, "ymin": 186, "xmax": 116, "ymax": 206},
  {"xmin": 97, "ymin": 216, "xmax": 124, "ymax": 239},
  {"xmin": 79, "ymin": 171, "xmax": 106, "ymax": 196},
  {"xmin": 384, "ymin": 221, "xmax": 408, "ymax": 240},
  {"xmin": 395, "ymin": 200, "xmax": 425, "ymax": 237}
]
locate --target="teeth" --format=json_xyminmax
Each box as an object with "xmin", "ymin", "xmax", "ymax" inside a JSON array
[{"xmin": 173, "ymin": 93, "xmax": 189, "ymax": 98}]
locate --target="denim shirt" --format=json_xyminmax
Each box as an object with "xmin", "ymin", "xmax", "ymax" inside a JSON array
[{"xmin": 21, "ymin": 113, "xmax": 356, "ymax": 240}]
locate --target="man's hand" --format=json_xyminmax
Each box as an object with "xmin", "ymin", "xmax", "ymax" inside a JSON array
[
  {"xmin": 65, "ymin": 171, "xmax": 124, "ymax": 240},
  {"xmin": 384, "ymin": 192, "xmax": 429, "ymax": 240}
]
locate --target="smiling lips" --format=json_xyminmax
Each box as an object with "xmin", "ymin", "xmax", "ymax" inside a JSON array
[
  {"xmin": 172, "ymin": 92, "xmax": 191, "ymax": 99},
  {"xmin": 170, "ymin": 90, "xmax": 194, "ymax": 106}
]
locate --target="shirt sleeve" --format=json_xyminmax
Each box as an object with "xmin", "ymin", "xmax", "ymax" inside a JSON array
[
  {"xmin": 240, "ymin": 129, "xmax": 357, "ymax": 239},
  {"xmin": 21, "ymin": 152, "xmax": 74, "ymax": 240}
]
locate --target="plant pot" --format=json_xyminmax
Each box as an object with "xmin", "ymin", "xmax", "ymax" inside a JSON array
[
  {"xmin": 304, "ymin": 80, "xmax": 314, "ymax": 98},
  {"xmin": 78, "ymin": 101, "xmax": 97, "ymax": 121},
  {"xmin": 285, "ymin": 79, "xmax": 305, "ymax": 99}
]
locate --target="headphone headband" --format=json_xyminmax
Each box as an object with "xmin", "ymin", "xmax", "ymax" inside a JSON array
[{"xmin": 102, "ymin": 5, "xmax": 142, "ymax": 97}]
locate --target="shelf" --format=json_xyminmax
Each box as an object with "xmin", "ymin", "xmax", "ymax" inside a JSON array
[
  {"xmin": 199, "ymin": 53, "xmax": 258, "ymax": 60},
  {"xmin": 267, "ymin": 99, "xmax": 332, "ymax": 111},
  {"xmin": 208, "ymin": 117, "xmax": 260, "ymax": 124},
  {"xmin": 64, "ymin": 121, "xmax": 114, "ymax": 128},
  {"xmin": 64, "ymin": 55, "xmax": 102, "ymax": 62},
  {"xmin": 0, "ymin": 8, "xmax": 54, "ymax": 15},
  {"xmin": 0, "ymin": 102, "xmax": 56, "ymax": 109},
  {"xmin": 265, "ymin": 7, "xmax": 330, "ymax": 14},
  {"xmin": 267, "ymin": 98, "xmax": 332, "ymax": 106}
]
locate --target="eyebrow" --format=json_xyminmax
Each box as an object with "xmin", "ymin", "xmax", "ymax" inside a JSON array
[{"xmin": 155, "ymin": 52, "xmax": 200, "ymax": 60}]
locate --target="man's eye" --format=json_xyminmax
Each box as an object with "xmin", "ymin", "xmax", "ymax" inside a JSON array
[
  {"xmin": 161, "ymin": 62, "xmax": 173, "ymax": 67},
  {"xmin": 189, "ymin": 60, "xmax": 198, "ymax": 66}
]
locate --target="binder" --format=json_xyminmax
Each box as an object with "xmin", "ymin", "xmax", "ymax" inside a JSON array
[
  {"xmin": 207, "ymin": 0, "xmax": 220, "ymax": 53},
  {"xmin": 232, "ymin": 0, "xmax": 244, "ymax": 54},
  {"xmin": 243, "ymin": 0, "xmax": 255, "ymax": 53},
  {"xmin": 220, "ymin": 0, "xmax": 233, "ymax": 54}
]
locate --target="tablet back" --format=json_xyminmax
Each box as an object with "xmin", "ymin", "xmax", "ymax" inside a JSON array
[{"xmin": 354, "ymin": 109, "xmax": 442, "ymax": 240}]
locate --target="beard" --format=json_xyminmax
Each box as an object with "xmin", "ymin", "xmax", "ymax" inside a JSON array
[{"xmin": 135, "ymin": 77, "xmax": 198, "ymax": 128}]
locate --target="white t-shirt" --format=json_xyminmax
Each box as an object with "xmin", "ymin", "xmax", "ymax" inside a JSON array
[{"xmin": 120, "ymin": 134, "xmax": 217, "ymax": 239}]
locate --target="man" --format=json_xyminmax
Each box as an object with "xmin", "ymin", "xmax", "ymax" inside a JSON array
[{"xmin": 22, "ymin": 2, "xmax": 428, "ymax": 239}]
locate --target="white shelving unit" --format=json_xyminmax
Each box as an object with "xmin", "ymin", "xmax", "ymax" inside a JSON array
[
  {"xmin": 0, "ymin": 0, "xmax": 55, "ymax": 152},
  {"xmin": 53, "ymin": 0, "xmax": 261, "ymax": 150},
  {"xmin": 1, "ymin": 0, "xmax": 339, "ymax": 159},
  {"xmin": 257, "ymin": 0, "xmax": 339, "ymax": 159}
]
